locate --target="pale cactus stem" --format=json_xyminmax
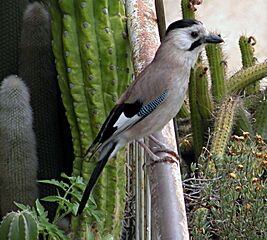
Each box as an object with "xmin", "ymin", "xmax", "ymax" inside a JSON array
[
  {"xmin": 210, "ymin": 96, "xmax": 239, "ymax": 166},
  {"xmin": 0, "ymin": 75, "xmax": 38, "ymax": 215}
]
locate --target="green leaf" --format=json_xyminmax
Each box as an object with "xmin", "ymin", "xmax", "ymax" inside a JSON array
[
  {"xmin": 14, "ymin": 202, "xmax": 31, "ymax": 211},
  {"xmin": 38, "ymin": 179, "xmax": 68, "ymax": 190}
]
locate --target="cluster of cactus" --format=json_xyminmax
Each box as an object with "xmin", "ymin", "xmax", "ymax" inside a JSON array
[
  {"xmin": 180, "ymin": 0, "xmax": 266, "ymax": 238},
  {"xmin": 0, "ymin": 0, "xmax": 73, "ymax": 219},
  {"xmin": 179, "ymin": 0, "xmax": 267, "ymax": 170},
  {"xmin": 0, "ymin": 210, "xmax": 38, "ymax": 240},
  {"xmin": 50, "ymin": 0, "xmax": 133, "ymax": 238}
]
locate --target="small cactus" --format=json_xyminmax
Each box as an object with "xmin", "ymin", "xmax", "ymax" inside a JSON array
[
  {"xmin": 0, "ymin": 75, "xmax": 38, "ymax": 216},
  {"xmin": 0, "ymin": 210, "xmax": 38, "ymax": 240}
]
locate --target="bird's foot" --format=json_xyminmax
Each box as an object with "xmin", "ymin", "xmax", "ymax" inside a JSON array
[
  {"xmin": 137, "ymin": 140, "xmax": 160, "ymax": 161},
  {"xmin": 150, "ymin": 155, "xmax": 180, "ymax": 166},
  {"xmin": 152, "ymin": 147, "xmax": 180, "ymax": 161},
  {"xmin": 137, "ymin": 140, "xmax": 180, "ymax": 168}
]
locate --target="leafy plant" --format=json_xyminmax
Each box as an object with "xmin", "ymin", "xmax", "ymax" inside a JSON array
[{"xmin": 7, "ymin": 174, "xmax": 101, "ymax": 240}]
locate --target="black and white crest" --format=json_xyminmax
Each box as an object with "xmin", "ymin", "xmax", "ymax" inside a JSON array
[{"xmin": 166, "ymin": 19, "xmax": 202, "ymax": 35}]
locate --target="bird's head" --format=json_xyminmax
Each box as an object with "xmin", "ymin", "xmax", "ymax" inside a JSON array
[{"xmin": 165, "ymin": 19, "xmax": 223, "ymax": 53}]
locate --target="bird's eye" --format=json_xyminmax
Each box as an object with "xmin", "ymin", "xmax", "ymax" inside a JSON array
[{"xmin": 191, "ymin": 31, "xmax": 199, "ymax": 38}]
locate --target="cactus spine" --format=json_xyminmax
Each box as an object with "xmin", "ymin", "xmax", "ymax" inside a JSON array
[
  {"xmin": 50, "ymin": 0, "xmax": 132, "ymax": 237},
  {"xmin": 0, "ymin": 75, "xmax": 38, "ymax": 216},
  {"xmin": 0, "ymin": 210, "xmax": 38, "ymax": 240}
]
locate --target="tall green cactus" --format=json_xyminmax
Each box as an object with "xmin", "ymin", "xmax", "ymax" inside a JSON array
[
  {"xmin": 189, "ymin": 67, "xmax": 205, "ymax": 159},
  {"xmin": 0, "ymin": 75, "xmax": 38, "ymax": 216},
  {"xmin": 206, "ymin": 43, "xmax": 226, "ymax": 102},
  {"xmin": 50, "ymin": 0, "xmax": 132, "ymax": 237},
  {"xmin": 0, "ymin": 210, "xmax": 38, "ymax": 240},
  {"xmin": 18, "ymin": 2, "xmax": 68, "ymax": 218}
]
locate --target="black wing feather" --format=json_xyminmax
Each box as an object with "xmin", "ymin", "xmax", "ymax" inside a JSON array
[{"xmin": 81, "ymin": 101, "xmax": 142, "ymax": 160}]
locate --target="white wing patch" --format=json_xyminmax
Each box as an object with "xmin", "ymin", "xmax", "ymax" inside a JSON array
[{"xmin": 114, "ymin": 112, "xmax": 140, "ymax": 129}]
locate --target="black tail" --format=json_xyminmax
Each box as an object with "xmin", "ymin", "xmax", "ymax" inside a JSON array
[{"xmin": 77, "ymin": 141, "xmax": 116, "ymax": 215}]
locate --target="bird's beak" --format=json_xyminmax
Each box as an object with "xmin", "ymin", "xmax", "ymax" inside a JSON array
[{"xmin": 204, "ymin": 33, "xmax": 224, "ymax": 44}]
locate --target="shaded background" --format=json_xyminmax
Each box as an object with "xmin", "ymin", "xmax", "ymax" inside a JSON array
[{"xmin": 164, "ymin": 0, "xmax": 267, "ymax": 81}]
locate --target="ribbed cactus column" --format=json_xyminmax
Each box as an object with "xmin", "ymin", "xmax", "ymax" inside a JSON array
[
  {"xmin": 50, "ymin": 0, "xmax": 132, "ymax": 237},
  {"xmin": 0, "ymin": 75, "xmax": 38, "ymax": 216}
]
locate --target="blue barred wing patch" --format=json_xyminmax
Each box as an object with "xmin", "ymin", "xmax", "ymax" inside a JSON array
[{"xmin": 137, "ymin": 90, "xmax": 168, "ymax": 117}]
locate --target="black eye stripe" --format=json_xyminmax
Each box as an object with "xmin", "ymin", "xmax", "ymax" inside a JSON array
[{"xmin": 188, "ymin": 39, "xmax": 202, "ymax": 51}]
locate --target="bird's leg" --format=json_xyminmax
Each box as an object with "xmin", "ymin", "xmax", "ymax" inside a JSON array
[
  {"xmin": 137, "ymin": 140, "xmax": 160, "ymax": 161},
  {"xmin": 137, "ymin": 140, "xmax": 179, "ymax": 166},
  {"xmin": 149, "ymin": 135, "xmax": 180, "ymax": 160}
]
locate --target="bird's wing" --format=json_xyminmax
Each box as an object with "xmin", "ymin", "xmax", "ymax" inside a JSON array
[{"xmin": 82, "ymin": 89, "xmax": 168, "ymax": 160}]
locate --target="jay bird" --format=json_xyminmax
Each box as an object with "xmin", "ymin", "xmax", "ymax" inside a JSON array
[{"xmin": 77, "ymin": 19, "xmax": 223, "ymax": 214}]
